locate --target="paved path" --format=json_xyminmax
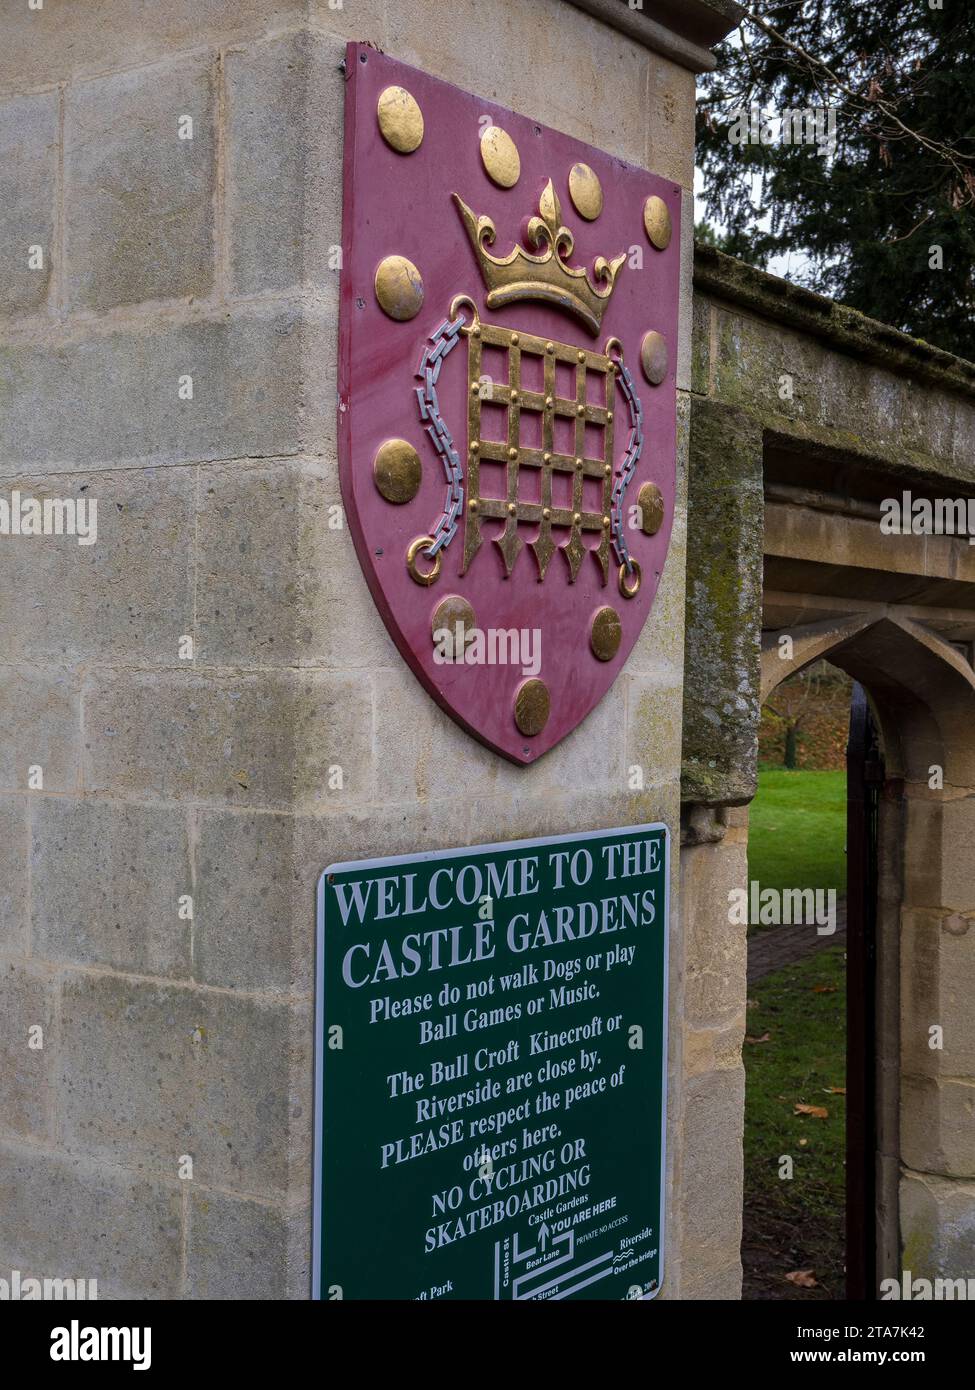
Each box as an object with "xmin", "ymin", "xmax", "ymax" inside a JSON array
[{"xmin": 747, "ymin": 901, "xmax": 847, "ymax": 985}]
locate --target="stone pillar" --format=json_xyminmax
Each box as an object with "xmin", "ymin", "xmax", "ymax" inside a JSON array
[
  {"xmin": 671, "ymin": 398, "xmax": 764, "ymax": 1299},
  {"xmin": 0, "ymin": 0, "xmax": 738, "ymax": 1298},
  {"xmin": 898, "ymin": 787, "xmax": 975, "ymax": 1281}
]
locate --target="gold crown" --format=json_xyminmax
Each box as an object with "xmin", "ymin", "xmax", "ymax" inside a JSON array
[{"xmin": 453, "ymin": 179, "xmax": 625, "ymax": 335}]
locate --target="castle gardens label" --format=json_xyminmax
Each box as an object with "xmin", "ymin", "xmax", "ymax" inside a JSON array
[{"xmin": 313, "ymin": 824, "xmax": 669, "ymax": 1300}]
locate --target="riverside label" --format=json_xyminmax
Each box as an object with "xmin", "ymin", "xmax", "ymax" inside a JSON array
[{"xmin": 312, "ymin": 823, "xmax": 669, "ymax": 1301}]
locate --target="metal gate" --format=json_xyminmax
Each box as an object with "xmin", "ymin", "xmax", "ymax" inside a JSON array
[{"xmin": 845, "ymin": 682, "xmax": 883, "ymax": 1299}]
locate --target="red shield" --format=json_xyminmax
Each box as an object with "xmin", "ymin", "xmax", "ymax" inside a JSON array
[{"xmin": 339, "ymin": 44, "xmax": 679, "ymax": 764}]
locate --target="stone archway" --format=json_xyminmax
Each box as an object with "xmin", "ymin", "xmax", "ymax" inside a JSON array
[
  {"xmin": 676, "ymin": 246, "xmax": 975, "ymax": 1300},
  {"xmin": 759, "ymin": 610, "xmax": 975, "ymax": 1286}
]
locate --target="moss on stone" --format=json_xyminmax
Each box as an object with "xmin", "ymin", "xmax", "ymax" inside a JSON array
[{"xmin": 681, "ymin": 398, "xmax": 762, "ymax": 806}]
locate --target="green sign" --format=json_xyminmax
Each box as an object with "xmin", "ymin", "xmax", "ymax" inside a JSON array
[{"xmin": 313, "ymin": 823, "xmax": 669, "ymax": 1301}]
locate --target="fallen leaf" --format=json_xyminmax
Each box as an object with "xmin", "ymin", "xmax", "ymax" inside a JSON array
[
  {"xmin": 785, "ymin": 1269, "xmax": 818, "ymax": 1288},
  {"xmin": 798, "ymin": 1138, "xmax": 809, "ymax": 1147},
  {"xmin": 794, "ymin": 1103, "xmax": 829, "ymax": 1119},
  {"xmin": 823, "ymin": 1086, "xmax": 846, "ymax": 1095},
  {"xmin": 812, "ymin": 984, "xmax": 837, "ymax": 993},
  {"xmin": 744, "ymin": 1032, "xmax": 771, "ymax": 1044}
]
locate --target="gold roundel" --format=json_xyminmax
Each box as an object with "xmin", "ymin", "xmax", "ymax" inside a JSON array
[
  {"xmin": 640, "ymin": 330, "xmax": 669, "ymax": 386},
  {"xmin": 431, "ymin": 595, "xmax": 476, "ymax": 658},
  {"xmin": 377, "ymin": 85, "xmax": 424, "ymax": 154},
  {"xmin": 375, "ymin": 255, "xmax": 424, "ymax": 321},
  {"xmin": 590, "ymin": 606, "xmax": 622, "ymax": 662},
  {"xmin": 480, "ymin": 125, "xmax": 520, "ymax": 188},
  {"xmin": 568, "ymin": 162, "xmax": 603, "ymax": 220},
  {"xmin": 373, "ymin": 438, "xmax": 421, "ymax": 504},
  {"xmin": 514, "ymin": 678, "xmax": 550, "ymax": 738},
  {"xmin": 637, "ymin": 482, "xmax": 665, "ymax": 535},
  {"xmin": 643, "ymin": 195, "xmax": 672, "ymax": 250}
]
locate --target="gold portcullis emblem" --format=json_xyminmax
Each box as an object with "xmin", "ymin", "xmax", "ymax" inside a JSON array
[{"xmin": 461, "ymin": 315, "xmax": 616, "ymax": 585}]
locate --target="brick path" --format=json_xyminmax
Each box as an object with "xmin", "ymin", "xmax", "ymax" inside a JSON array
[{"xmin": 747, "ymin": 900, "xmax": 847, "ymax": 985}]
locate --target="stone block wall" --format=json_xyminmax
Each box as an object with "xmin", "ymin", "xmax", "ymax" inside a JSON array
[{"xmin": 0, "ymin": 0, "xmax": 708, "ymax": 1299}]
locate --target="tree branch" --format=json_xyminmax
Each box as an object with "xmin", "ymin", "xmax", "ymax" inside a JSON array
[{"xmin": 740, "ymin": 7, "xmax": 974, "ymax": 180}]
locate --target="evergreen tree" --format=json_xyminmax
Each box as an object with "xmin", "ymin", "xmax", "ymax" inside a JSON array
[{"xmin": 697, "ymin": 2, "xmax": 975, "ymax": 357}]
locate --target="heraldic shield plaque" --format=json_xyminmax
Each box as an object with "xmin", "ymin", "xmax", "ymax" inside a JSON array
[{"xmin": 339, "ymin": 45, "xmax": 679, "ymax": 764}]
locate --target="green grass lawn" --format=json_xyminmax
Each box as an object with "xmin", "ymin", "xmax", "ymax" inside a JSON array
[
  {"xmin": 748, "ymin": 768, "xmax": 847, "ymax": 901},
  {"xmin": 742, "ymin": 766, "xmax": 849, "ymax": 1297},
  {"xmin": 742, "ymin": 945, "xmax": 847, "ymax": 1298}
]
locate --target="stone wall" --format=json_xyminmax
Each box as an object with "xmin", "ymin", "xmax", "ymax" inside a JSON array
[{"xmin": 0, "ymin": 0, "xmax": 714, "ymax": 1299}]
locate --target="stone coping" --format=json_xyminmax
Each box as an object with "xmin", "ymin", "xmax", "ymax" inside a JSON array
[
  {"xmin": 694, "ymin": 244, "xmax": 975, "ymax": 399},
  {"xmin": 564, "ymin": 0, "xmax": 745, "ymax": 72}
]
